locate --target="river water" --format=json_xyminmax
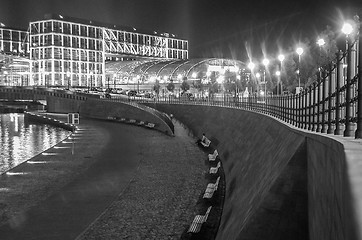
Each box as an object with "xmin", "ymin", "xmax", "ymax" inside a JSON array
[{"xmin": 0, "ymin": 113, "xmax": 70, "ymax": 174}]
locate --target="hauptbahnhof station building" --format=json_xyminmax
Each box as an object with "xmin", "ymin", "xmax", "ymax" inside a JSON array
[{"xmin": 0, "ymin": 14, "xmax": 246, "ymax": 90}]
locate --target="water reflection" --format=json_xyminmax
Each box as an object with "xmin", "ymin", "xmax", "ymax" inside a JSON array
[{"xmin": 0, "ymin": 113, "xmax": 70, "ymax": 174}]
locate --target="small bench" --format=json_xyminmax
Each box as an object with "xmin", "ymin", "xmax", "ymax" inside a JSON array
[
  {"xmin": 201, "ymin": 138, "xmax": 211, "ymax": 148},
  {"xmin": 209, "ymin": 161, "xmax": 221, "ymax": 174},
  {"xmin": 203, "ymin": 176, "xmax": 220, "ymax": 199},
  {"xmin": 146, "ymin": 123, "xmax": 155, "ymax": 128},
  {"xmin": 208, "ymin": 149, "xmax": 218, "ymax": 161},
  {"xmin": 187, "ymin": 206, "xmax": 212, "ymax": 233}
]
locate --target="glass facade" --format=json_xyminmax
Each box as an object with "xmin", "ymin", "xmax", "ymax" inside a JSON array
[
  {"xmin": 28, "ymin": 14, "xmax": 188, "ymax": 88},
  {"xmin": 0, "ymin": 27, "xmax": 30, "ymax": 86},
  {"xmin": 106, "ymin": 58, "xmax": 247, "ymax": 90}
]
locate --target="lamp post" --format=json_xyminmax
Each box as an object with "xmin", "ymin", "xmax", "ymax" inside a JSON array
[
  {"xmin": 278, "ymin": 54, "xmax": 285, "ymax": 95},
  {"xmin": 113, "ymin": 73, "xmax": 117, "ymax": 90},
  {"xmin": 89, "ymin": 70, "xmax": 93, "ymax": 91},
  {"xmin": 342, "ymin": 22, "xmax": 355, "ymax": 137},
  {"xmin": 66, "ymin": 71, "xmax": 71, "ymax": 90},
  {"xmin": 262, "ymin": 58, "xmax": 269, "ymax": 102},
  {"xmin": 296, "ymin": 47, "xmax": 304, "ymax": 94},
  {"xmin": 317, "ymin": 38, "xmax": 325, "ymax": 69}
]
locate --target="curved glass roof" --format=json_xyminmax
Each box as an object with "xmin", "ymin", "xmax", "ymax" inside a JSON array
[{"xmin": 105, "ymin": 58, "xmax": 247, "ymax": 84}]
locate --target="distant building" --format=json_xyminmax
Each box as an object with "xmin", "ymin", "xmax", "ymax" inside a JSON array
[
  {"xmin": 0, "ymin": 25, "xmax": 30, "ymax": 86},
  {"xmin": 0, "ymin": 14, "xmax": 188, "ymax": 87}
]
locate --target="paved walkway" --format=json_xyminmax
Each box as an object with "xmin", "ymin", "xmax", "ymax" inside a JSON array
[{"xmin": 0, "ymin": 118, "xmax": 207, "ymax": 239}]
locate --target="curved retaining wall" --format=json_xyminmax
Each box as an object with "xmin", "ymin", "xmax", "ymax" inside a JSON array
[
  {"xmin": 145, "ymin": 103, "xmax": 358, "ymax": 240},
  {"xmin": 79, "ymin": 99, "xmax": 174, "ymax": 136}
]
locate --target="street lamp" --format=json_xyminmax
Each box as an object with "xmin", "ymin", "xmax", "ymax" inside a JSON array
[
  {"xmin": 277, "ymin": 54, "xmax": 285, "ymax": 95},
  {"xmin": 341, "ymin": 21, "xmax": 355, "ymax": 137},
  {"xmin": 66, "ymin": 71, "xmax": 71, "ymax": 89},
  {"xmin": 296, "ymin": 47, "xmax": 304, "ymax": 93},
  {"xmin": 113, "ymin": 73, "xmax": 117, "ymax": 89},
  {"xmin": 89, "ymin": 70, "xmax": 93, "ymax": 91},
  {"xmin": 262, "ymin": 58, "xmax": 269, "ymax": 99},
  {"xmin": 317, "ymin": 38, "xmax": 325, "ymax": 47},
  {"xmin": 278, "ymin": 54, "xmax": 285, "ymax": 63},
  {"xmin": 247, "ymin": 62, "xmax": 255, "ymax": 71},
  {"xmin": 342, "ymin": 22, "xmax": 353, "ymax": 36}
]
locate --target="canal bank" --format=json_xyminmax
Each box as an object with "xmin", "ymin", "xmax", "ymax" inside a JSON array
[{"xmin": 0, "ymin": 116, "xmax": 207, "ymax": 239}]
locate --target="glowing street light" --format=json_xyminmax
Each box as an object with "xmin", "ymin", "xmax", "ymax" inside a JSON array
[
  {"xmin": 341, "ymin": 22, "xmax": 353, "ymax": 36},
  {"xmin": 317, "ymin": 38, "xmax": 325, "ymax": 47},
  {"xmin": 275, "ymin": 70, "xmax": 281, "ymax": 76},
  {"xmin": 296, "ymin": 47, "xmax": 304, "ymax": 56},
  {"xmin": 278, "ymin": 54, "xmax": 285, "ymax": 63},
  {"xmin": 262, "ymin": 58, "xmax": 269, "ymax": 67},
  {"xmin": 247, "ymin": 62, "xmax": 255, "ymax": 71}
]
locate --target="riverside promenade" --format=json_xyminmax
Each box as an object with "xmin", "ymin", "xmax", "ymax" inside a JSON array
[{"xmin": 0, "ymin": 116, "xmax": 207, "ymax": 239}]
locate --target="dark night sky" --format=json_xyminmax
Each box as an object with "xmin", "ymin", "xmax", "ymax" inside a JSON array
[{"xmin": 1, "ymin": 0, "xmax": 362, "ymax": 61}]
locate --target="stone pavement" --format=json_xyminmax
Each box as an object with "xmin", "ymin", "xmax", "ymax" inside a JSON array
[{"xmin": 0, "ymin": 117, "xmax": 207, "ymax": 239}]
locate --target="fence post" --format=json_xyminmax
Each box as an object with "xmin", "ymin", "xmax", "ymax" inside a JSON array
[
  {"xmin": 312, "ymin": 81, "xmax": 317, "ymax": 131},
  {"xmin": 327, "ymin": 64, "xmax": 336, "ymax": 134},
  {"xmin": 316, "ymin": 73, "xmax": 321, "ymax": 132},
  {"xmin": 308, "ymin": 85, "xmax": 313, "ymax": 130},
  {"xmin": 321, "ymin": 70, "xmax": 327, "ymax": 133},
  {"xmin": 356, "ymin": 23, "xmax": 362, "ymax": 138},
  {"xmin": 304, "ymin": 88, "xmax": 309, "ymax": 129},
  {"xmin": 291, "ymin": 94, "xmax": 295, "ymax": 125},
  {"xmin": 297, "ymin": 92, "xmax": 302, "ymax": 128},
  {"xmin": 335, "ymin": 51, "xmax": 343, "ymax": 135}
]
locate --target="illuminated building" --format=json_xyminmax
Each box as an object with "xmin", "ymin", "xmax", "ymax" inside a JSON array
[
  {"xmin": 29, "ymin": 14, "xmax": 188, "ymax": 88},
  {"xmin": 1, "ymin": 14, "xmax": 188, "ymax": 87}
]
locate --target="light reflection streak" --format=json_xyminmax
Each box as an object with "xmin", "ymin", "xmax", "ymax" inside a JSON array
[
  {"xmin": 27, "ymin": 161, "xmax": 48, "ymax": 164},
  {"xmin": 0, "ymin": 113, "xmax": 70, "ymax": 174},
  {"xmin": 0, "ymin": 188, "xmax": 10, "ymax": 192},
  {"xmin": 6, "ymin": 172, "xmax": 29, "ymax": 176},
  {"xmin": 41, "ymin": 152, "xmax": 58, "ymax": 156},
  {"xmin": 53, "ymin": 146, "xmax": 70, "ymax": 149}
]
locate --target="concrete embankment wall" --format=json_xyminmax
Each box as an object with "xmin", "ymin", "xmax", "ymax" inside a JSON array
[
  {"xmin": 46, "ymin": 95, "xmax": 84, "ymax": 113},
  {"xmin": 145, "ymin": 103, "xmax": 356, "ymax": 240},
  {"xmin": 79, "ymin": 99, "xmax": 173, "ymax": 136}
]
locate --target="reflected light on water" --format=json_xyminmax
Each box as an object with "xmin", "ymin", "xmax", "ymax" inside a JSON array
[
  {"xmin": 27, "ymin": 161, "xmax": 48, "ymax": 164},
  {"xmin": 6, "ymin": 172, "xmax": 29, "ymax": 176},
  {"xmin": 41, "ymin": 152, "xmax": 59, "ymax": 156},
  {"xmin": 0, "ymin": 113, "xmax": 70, "ymax": 174}
]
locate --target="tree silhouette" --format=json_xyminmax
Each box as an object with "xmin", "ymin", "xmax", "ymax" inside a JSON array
[
  {"xmin": 166, "ymin": 81, "xmax": 175, "ymax": 92},
  {"xmin": 153, "ymin": 80, "xmax": 160, "ymax": 96},
  {"xmin": 180, "ymin": 80, "xmax": 190, "ymax": 93}
]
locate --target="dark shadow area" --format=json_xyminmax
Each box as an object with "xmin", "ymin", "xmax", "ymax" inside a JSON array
[{"xmin": 236, "ymin": 141, "xmax": 309, "ymax": 240}]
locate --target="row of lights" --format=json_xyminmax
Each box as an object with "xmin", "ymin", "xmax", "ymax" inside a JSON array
[{"xmin": 246, "ymin": 21, "xmax": 355, "ymax": 86}]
